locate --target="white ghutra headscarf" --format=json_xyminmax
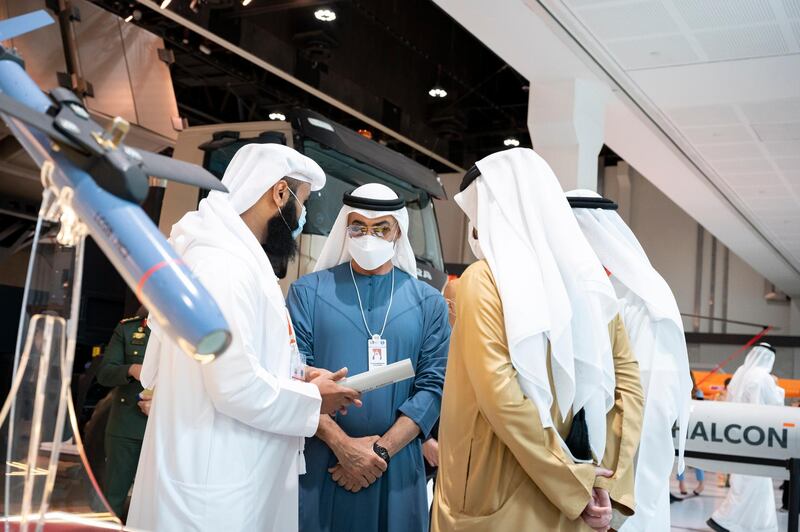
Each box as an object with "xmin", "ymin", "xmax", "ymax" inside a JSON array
[
  {"xmin": 314, "ymin": 183, "xmax": 417, "ymax": 277},
  {"xmin": 456, "ymin": 148, "xmax": 618, "ymax": 462}
]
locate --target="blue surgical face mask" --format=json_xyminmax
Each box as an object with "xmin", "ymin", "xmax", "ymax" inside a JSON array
[
  {"xmin": 280, "ymin": 185, "xmax": 306, "ymax": 240},
  {"xmin": 293, "ymin": 205, "xmax": 307, "ymax": 240}
]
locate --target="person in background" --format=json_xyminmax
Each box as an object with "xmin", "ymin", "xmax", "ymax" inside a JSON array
[
  {"xmin": 96, "ymin": 309, "xmax": 151, "ymax": 519},
  {"xmin": 677, "ymin": 388, "xmax": 705, "ymax": 496},
  {"xmin": 288, "ymin": 183, "xmax": 449, "ymax": 532},
  {"xmin": 677, "ymin": 468, "xmax": 705, "ymax": 497},
  {"xmin": 716, "ymin": 378, "xmax": 732, "ymax": 488},
  {"xmin": 708, "ymin": 343, "xmax": 785, "ymax": 532},
  {"xmin": 714, "ymin": 378, "xmax": 732, "ymax": 402}
]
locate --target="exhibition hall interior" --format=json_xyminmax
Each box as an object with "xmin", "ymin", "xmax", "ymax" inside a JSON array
[{"xmin": 0, "ymin": 0, "xmax": 799, "ymax": 531}]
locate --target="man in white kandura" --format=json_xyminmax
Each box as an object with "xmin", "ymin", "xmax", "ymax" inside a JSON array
[
  {"xmin": 568, "ymin": 189, "xmax": 693, "ymax": 532},
  {"xmin": 128, "ymin": 144, "xmax": 360, "ymax": 532},
  {"xmin": 708, "ymin": 342, "xmax": 785, "ymax": 532}
]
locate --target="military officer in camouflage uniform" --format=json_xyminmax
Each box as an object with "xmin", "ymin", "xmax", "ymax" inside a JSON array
[{"xmin": 96, "ymin": 313, "xmax": 151, "ymax": 518}]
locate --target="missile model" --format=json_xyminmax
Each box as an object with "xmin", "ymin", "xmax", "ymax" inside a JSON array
[{"xmin": 0, "ymin": 10, "xmax": 231, "ymax": 361}]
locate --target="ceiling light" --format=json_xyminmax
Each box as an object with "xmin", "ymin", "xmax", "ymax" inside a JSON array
[
  {"xmin": 198, "ymin": 43, "xmax": 211, "ymax": 55},
  {"xmin": 242, "ymin": 0, "xmax": 253, "ymax": 5},
  {"xmin": 315, "ymin": 8, "xmax": 336, "ymax": 22},
  {"xmin": 124, "ymin": 14, "xmax": 133, "ymax": 22},
  {"xmin": 269, "ymin": 112, "xmax": 286, "ymax": 121},
  {"xmin": 504, "ymin": 137, "xmax": 520, "ymax": 147},
  {"xmin": 428, "ymin": 86, "xmax": 447, "ymax": 98},
  {"xmin": 160, "ymin": 0, "xmax": 171, "ymax": 8}
]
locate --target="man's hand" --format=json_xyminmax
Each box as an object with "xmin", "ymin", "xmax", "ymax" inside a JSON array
[
  {"xmin": 137, "ymin": 399, "xmax": 151, "ymax": 416},
  {"xmin": 305, "ymin": 366, "xmax": 331, "ymax": 381},
  {"xmin": 422, "ymin": 437, "xmax": 439, "ymax": 468},
  {"xmin": 581, "ymin": 487, "xmax": 612, "ymax": 531},
  {"xmin": 582, "ymin": 468, "xmax": 613, "ymax": 531},
  {"xmin": 311, "ymin": 367, "xmax": 362, "ymax": 415},
  {"xmin": 330, "ymin": 434, "xmax": 387, "ymax": 487},
  {"xmin": 329, "ymin": 464, "xmax": 370, "ymax": 493},
  {"xmin": 128, "ymin": 364, "xmax": 143, "ymax": 382}
]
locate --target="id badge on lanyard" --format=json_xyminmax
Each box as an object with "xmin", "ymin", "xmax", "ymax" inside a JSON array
[
  {"xmin": 368, "ymin": 334, "xmax": 388, "ymax": 370},
  {"xmin": 287, "ymin": 311, "xmax": 305, "ymax": 381}
]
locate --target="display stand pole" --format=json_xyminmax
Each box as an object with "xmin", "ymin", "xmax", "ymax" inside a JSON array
[{"xmin": 0, "ymin": 162, "xmax": 93, "ymax": 532}]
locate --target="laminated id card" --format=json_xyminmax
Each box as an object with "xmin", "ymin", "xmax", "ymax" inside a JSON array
[{"xmin": 368, "ymin": 334, "xmax": 387, "ymax": 369}]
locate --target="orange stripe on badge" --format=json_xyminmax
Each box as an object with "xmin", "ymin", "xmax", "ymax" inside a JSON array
[
  {"xmin": 137, "ymin": 259, "xmax": 184, "ymax": 300},
  {"xmin": 784, "ymin": 423, "xmax": 795, "ymax": 428}
]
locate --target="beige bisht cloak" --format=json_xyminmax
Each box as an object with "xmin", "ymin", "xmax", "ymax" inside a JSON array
[{"xmin": 431, "ymin": 260, "xmax": 644, "ymax": 531}]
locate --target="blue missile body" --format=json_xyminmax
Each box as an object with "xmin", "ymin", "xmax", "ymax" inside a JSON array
[{"xmin": 0, "ymin": 56, "xmax": 231, "ymax": 360}]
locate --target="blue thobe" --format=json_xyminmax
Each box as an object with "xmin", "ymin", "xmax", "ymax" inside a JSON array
[{"xmin": 287, "ymin": 263, "xmax": 450, "ymax": 532}]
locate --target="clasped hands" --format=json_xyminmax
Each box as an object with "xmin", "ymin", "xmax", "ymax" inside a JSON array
[
  {"xmin": 328, "ymin": 435, "xmax": 387, "ymax": 493},
  {"xmin": 581, "ymin": 467, "xmax": 614, "ymax": 532}
]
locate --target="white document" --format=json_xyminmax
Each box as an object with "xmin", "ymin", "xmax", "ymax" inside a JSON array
[{"xmin": 341, "ymin": 359, "xmax": 414, "ymax": 393}]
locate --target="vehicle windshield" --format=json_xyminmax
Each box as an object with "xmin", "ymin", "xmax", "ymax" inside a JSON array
[
  {"xmin": 202, "ymin": 138, "xmax": 444, "ymax": 272},
  {"xmin": 302, "ymin": 140, "xmax": 444, "ymax": 272}
]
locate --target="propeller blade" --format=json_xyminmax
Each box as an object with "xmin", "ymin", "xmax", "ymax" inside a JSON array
[
  {"xmin": 125, "ymin": 147, "xmax": 228, "ymax": 193},
  {"xmin": 0, "ymin": 10, "xmax": 54, "ymax": 41},
  {"xmin": 0, "ymin": 90, "xmax": 79, "ymax": 150}
]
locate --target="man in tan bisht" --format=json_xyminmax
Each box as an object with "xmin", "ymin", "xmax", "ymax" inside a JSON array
[{"xmin": 431, "ymin": 148, "xmax": 644, "ymax": 532}]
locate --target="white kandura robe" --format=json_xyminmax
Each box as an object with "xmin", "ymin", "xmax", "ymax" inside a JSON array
[
  {"xmin": 127, "ymin": 196, "xmax": 322, "ymax": 532},
  {"xmin": 614, "ymin": 282, "xmax": 687, "ymax": 532},
  {"xmin": 711, "ymin": 348, "xmax": 785, "ymax": 532}
]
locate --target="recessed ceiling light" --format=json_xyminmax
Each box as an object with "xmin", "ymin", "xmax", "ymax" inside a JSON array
[
  {"xmin": 428, "ymin": 86, "xmax": 447, "ymax": 98},
  {"xmin": 160, "ymin": 0, "xmax": 171, "ymax": 9},
  {"xmin": 315, "ymin": 8, "xmax": 336, "ymax": 22},
  {"xmin": 124, "ymin": 14, "xmax": 133, "ymax": 22},
  {"xmin": 504, "ymin": 137, "xmax": 520, "ymax": 147},
  {"xmin": 269, "ymin": 112, "xmax": 286, "ymax": 121},
  {"xmin": 198, "ymin": 43, "xmax": 211, "ymax": 55},
  {"xmin": 242, "ymin": 0, "xmax": 253, "ymax": 5}
]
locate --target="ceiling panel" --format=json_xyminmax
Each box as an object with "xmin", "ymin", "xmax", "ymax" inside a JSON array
[
  {"xmin": 775, "ymin": 157, "xmax": 800, "ymax": 171},
  {"xmin": 667, "ymin": 104, "xmax": 740, "ymax": 127},
  {"xmin": 671, "ymin": 0, "xmax": 777, "ymax": 29},
  {"xmin": 784, "ymin": 0, "xmax": 800, "ymax": 19},
  {"xmin": 693, "ymin": 25, "xmax": 788, "ymax": 61},
  {"xmin": 740, "ymin": 98, "xmax": 800, "ymax": 123},
  {"xmin": 606, "ymin": 35, "xmax": 699, "ymax": 69},
  {"xmin": 753, "ymin": 122, "xmax": 800, "ymax": 141},
  {"xmin": 724, "ymin": 172, "xmax": 785, "ymax": 186},
  {"xmin": 732, "ymin": 183, "xmax": 793, "ymax": 196},
  {"xmin": 698, "ymin": 142, "xmax": 764, "ymax": 159},
  {"xmin": 710, "ymin": 158, "xmax": 771, "ymax": 173},
  {"xmin": 577, "ymin": 1, "xmax": 680, "ymax": 39},
  {"xmin": 682, "ymin": 124, "xmax": 755, "ymax": 143}
]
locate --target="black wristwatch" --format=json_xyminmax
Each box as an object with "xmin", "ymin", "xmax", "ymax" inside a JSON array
[{"xmin": 373, "ymin": 442, "xmax": 391, "ymax": 464}]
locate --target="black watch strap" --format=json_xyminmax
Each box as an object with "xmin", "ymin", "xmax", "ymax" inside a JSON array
[{"xmin": 373, "ymin": 442, "xmax": 390, "ymax": 464}]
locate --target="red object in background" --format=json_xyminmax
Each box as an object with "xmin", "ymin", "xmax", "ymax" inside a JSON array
[{"xmin": 693, "ymin": 370, "xmax": 800, "ymax": 399}]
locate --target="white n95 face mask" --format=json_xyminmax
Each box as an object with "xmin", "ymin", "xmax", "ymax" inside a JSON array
[
  {"xmin": 348, "ymin": 235, "xmax": 395, "ymax": 271},
  {"xmin": 467, "ymin": 222, "xmax": 485, "ymax": 260}
]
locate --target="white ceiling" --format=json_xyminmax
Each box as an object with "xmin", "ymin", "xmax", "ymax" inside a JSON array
[
  {"xmin": 557, "ymin": 0, "xmax": 800, "ymax": 269},
  {"xmin": 434, "ymin": 0, "xmax": 800, "ymax": 295}
]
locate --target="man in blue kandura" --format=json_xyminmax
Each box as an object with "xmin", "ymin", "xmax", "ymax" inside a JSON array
[{"xmin": 287, "ymin": 183, "xmax": 450, "ymax": 532}]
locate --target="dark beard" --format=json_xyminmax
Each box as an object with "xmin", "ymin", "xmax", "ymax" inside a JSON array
[{"xmin": 262, "ymin": 204, "xmax": 299, "ymax": 279}]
